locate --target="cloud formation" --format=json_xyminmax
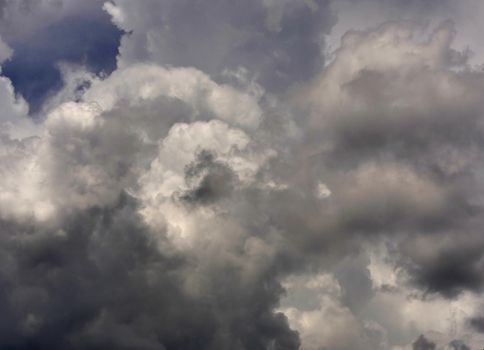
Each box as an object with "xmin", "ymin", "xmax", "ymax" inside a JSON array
[
  {"xmin": 2, "ymin": 1, "xmax": 484, "ymax": 349},
  {"xmin": 105, "ymin": 0, "xmax": 335, "ymax": 92},
  {"xmin": 413, "ymin": 335, "xmax": 436, "ymax": 350}
]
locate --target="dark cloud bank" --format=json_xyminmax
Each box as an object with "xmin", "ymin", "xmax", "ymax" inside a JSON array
[{"xmin": 0, "ymin": 196, "xmax": 299, "ymax": 350}]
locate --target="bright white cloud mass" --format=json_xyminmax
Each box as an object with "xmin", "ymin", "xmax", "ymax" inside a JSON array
[{"xmin": 1, "ymin": 1, "xmax": 484, "ymax": 349}]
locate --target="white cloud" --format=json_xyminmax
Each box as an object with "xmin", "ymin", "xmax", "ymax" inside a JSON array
[
  {"xmin": 0, "ymin": 63, "xmax": 268, "ymax": 226},
  {"xmin": 84, "ymin": 64, "xmax": 263, "ymax": 129},
  {"xmin": 0, "ymin": 36, "xmax": 13, "ymax": 64}
]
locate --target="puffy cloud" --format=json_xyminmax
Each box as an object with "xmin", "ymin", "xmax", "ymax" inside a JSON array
[
  {"xmin": 0, "ymin": 35, "xmax": 12, "ymax": 64},
  {"xmin": 280, "ymin": 272, "xmax": 387, "ymax": 350},
  {"xmin": 0, "ymin": 62, "xmax": 269, "ymax": 223},
  {"xmin": 83, "ymin": 64, "xmax": 263, "ymax": 129},
  {"xmin": 0, "ymin": 74, "xmax": 34, "ymax": 137},
  {"xmin": 4, "ymin": 1, "xmax": 484, "ymax": 349},
  {"xmin": 278, "ymin": 243, "xmax": 484, "ymax": 349},
  {"xmin": 0, "ymin": 59, "xmax": 303, "ymax": 348},
  {"xmin": 329, "ymin": 0, "xmax": 484, "ymax": 66},
  {"xmin": 262, "ymin": 19, "xmax": 484, "ymax": 349},
  {"xmin": 291, "ymin": 20, "xmax": 484, "ymax": 297}
]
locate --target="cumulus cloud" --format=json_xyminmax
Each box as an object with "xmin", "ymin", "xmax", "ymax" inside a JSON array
[
  {"xmin": 280, "ymin": 19, "xmax": 484, "ymax": 348},
  {"xmin": 0, "ymin": 64, "xmax": 298, "ymax": 348},
  {"xmin": 3, "ymin": 1, "xmax": 484, "ymax": 349},
  {"xmin": 292, "ymin": 19, "xmax": 484, "ymax": 295}
]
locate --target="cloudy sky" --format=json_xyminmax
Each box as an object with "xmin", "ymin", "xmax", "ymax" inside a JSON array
[{"xmin": 1, "ymin": 0, "xmax": 484, "ymax": 349}]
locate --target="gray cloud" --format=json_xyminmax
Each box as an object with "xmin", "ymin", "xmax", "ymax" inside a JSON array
[
  {"xmin": 413, "ymin": 335, "xmax": 436, "ymax": 350},
  {"xmin": 448, "ymin": 339, "xmax": 471, "ymax": 350},
  {"xmin": 399, "ymin": 232, "xmax": 484, "ymax": 298},
  {"xmin": 0, "ymin": 195, "xmax": 300, "ymax": 350},
  {"xmin": 3, "ymin": 1, "xmax": 484, "ymax": 349},
  {"xmin": 178, "ymin": 150, "xmax": 237, "ymax": 206},
  {"xmin": 105, "ymin": 0, "xmax": 336, "ymax": 92},
  {"xmin": 469, "ymin": 316, "xmax": 484, "ymax": 333},
  {"xmin": 289, "ymin": 21, "xmax": 484, "ymax": 303}
]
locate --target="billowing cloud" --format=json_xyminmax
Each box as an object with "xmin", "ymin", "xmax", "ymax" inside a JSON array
[
  {"xmin": 293, "ymin": 20, "xmax": 484, "ymax": 295},
  {"xmin": 0, "ymin": 63, "xmax": 299, "ymax": 348},
  {"xmin": 2, "ymin": 1, "xmax": 484, "ymax": 350}
]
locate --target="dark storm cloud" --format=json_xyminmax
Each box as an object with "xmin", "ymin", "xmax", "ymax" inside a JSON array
[
  {"xmin": 0, "ymin": 195, "xmax": 200, "ymax": 350},
  {"xmin": 469, "ymin": 316, "xmax": 484, "ymax": 333},
  {"xmin": 179, "ymin": 150, "xmax": 237, "ymax": 205},
  {"xmin": 0, "ymin": 194, "xmax": 300, "ymax": 350},
  {"xmin": 399, "ymin": 232, "xmax": 484, "ymax": 298},
  {"xmin": 412, "ymin": 335, "xmax": 436, "ymax": 350}
]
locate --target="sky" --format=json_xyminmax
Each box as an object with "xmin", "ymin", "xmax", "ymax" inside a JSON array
[{"xmin": 1, "ymin": 1, "xmax": 484, "ymax": 349}]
